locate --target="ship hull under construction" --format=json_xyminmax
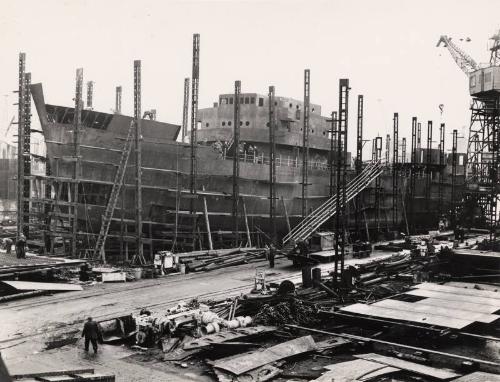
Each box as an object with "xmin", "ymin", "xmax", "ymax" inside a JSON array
[{"xmin": 30, "ymin": 83, "xmax": 463, "ymax": 260}]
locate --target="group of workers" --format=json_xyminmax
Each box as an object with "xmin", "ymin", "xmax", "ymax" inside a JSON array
[{"xmin": 1, "ymin": 234, "xmax": 26, "ymax": 258}]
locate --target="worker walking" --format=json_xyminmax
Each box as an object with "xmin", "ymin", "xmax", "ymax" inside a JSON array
[
  {"xmin": 82, "ymin": 317, "xmax": 101, "ymax": 353},
  {"xmin": 16, "ymin": 234, "xmax": 26, "ymax": 259}
]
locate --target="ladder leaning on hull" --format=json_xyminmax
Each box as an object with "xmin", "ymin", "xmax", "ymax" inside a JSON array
[
  {"xmin": 282, "ymin": 160, "xmax": 384, "ymax": 247},
  {"xmin": 93, "ymin": 121, "xmax": 135, "ymax": 262}
]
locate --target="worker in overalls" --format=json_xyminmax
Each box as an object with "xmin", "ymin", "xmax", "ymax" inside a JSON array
[
  {"xmin": 2, "ymin": 237, "xmax": 13, "ymax": 254},
  {"xmin": 268, "ymin": 243, "xmax": 276, "ymax": 268}
]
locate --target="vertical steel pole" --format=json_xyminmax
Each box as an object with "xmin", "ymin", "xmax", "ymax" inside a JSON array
[
  {"xmin": 16, "ymin": 53, "xmax": 26, "ymax": 241},
  {"xmin": 426, "ymin": 121, "xmax": 433, "ymax": 221},
  {"xmin": 232, "ymin": 80, "xmax": 241, "ymax": 246},
  {"xmin": 23, "ymin": 72, "xmax": 31, "ymax": 240},
  {"xmin": 72, "ymin": 68, "xmax": 83, "ymax": 257},
  {"xmin": 451, "ymin": 129, "xmax": 458, "ymax": 228},
  {"xmin": 190, "ymin": 34, "xmax": 200, "ymax": 247},
  {"xmin": 301, "ymin": 69, "xmax": 310, "ymax": 218},
  {"xmin": 86, "ymin": 81, "xmax": 93, "ymax": 109},
  {"xmin": 115, "ymin": 86, "xmax": 122, "ymax": 114},
  {"xmin": 181, "ymin": 78, "xmax": 190, "ymax": 143},
  {"xmin": 401, "ymin": 138, "xmax": 406, "ymax": 164},
  {"xmin": 392, "ymin": 113, "xmax": 399, "ymax": 229},
  {"xmin": 438, "ymin": 123, "xmax": 445, "ymax": 219},
  {"xmin": 355, "ymin": 95, "xmax": 363, "ymax": 236},
  {"xmin": 329, "ymin": 111, "xmax": 337, "ymax": 197},
  {"xmin": 335, "ymin": 79, "xmax": 349, "ymax": 282},
  {"xmin": 410, "ymin": 117, "xmax": 417, "ymax": 233},
  {"xmin": 268, "ymin": 86, "xmax": 277, "ymax": 245},
  {"xmin": 133, "ymin": 60, "xmax": 144, "ymax": 263}
]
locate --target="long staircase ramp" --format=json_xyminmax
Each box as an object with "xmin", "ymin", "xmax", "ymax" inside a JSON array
[
  {"xmin": 282, "ymin": 160, "xmax": 384, "ymax": 246},
  {"xmin": 93, "ymin": 121, "xmax": 135, "ymax": 261}
]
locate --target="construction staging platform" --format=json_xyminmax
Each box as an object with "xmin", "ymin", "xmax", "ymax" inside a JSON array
[
  {"xmin": 341, "ymin": 282, "xmax": 500, "ymax": 330},
  {"xmin": 0, "ymin": 250, "xmax": 85, "ymax": 279}
]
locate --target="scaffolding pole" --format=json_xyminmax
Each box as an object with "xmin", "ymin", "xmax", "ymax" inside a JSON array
[
  {"xmin": 269, "ymin": 86, "xmax": 277, "ymax": 245},
  {"xmin": 355, "ymin": 95, "xmax": 363, "ymax": 235},
  {"xmin": 232, "ymin": 80, "xmax": 241, "ymax": 246},
  {"xmin": 409, "ymin": 117, "xmax": 417, "ymax": 233},
  {"xmin": 426, "ymin": 121, "xmax": 432, "ymax": 214},
  {"xmin": 392, "ymin": 112, "xmax": 399, "ymax": 229},
  {"xmin": 385, "ymin": 134, "xmax": 390, "ymax": 163},
  {"xmin": 417, "ymin": 122, "xmax": 422, "ymax": 151},
  {"xmin": 451, "ymin": 129, "xmax": 458, "ymax": 227},
  {"xmin": 181, "ymin": 78, "xmax": 190, "ymax": 143},
  {"xmin": 22, "ymin": 72, "xmax": 31, "ymax": 240},
  {"xmin": 115, "ymin": 86, "xmax": 122, "ymax": 114},
  {"xmin": 373, "ymin": 136, "xmax": 382, "ymax": 238},
  {"xmin": 86, "ymin": 81, "xmax": 93, "ymax": 109},
  {"xmin": 301, "ymin": 69, "xmax": 310, "ymax": 219},
  {"xmin": 72, "ymin": 68, "xmax": 83, "ymax": 258},
  {"xmin": 438, "ymin": 123, "xmax": 445, "ymax": 218},
  {"xmin": 190, "ymin": 34, "xmax": 200, "ymax": 247},
  {"xmin": 329, "ymin": 111, "xmax": 337, "ymax": 197},
  {"xmin": 334, "ymin": 79, "xmax": 349, "ymax": 282},
  {"xmin": 16, "ymin": 53, "xmax": 27, "ymax": 240},
  {"xmin": 132, "ymin": 60, "xmax": 144, "ymax": 264}
]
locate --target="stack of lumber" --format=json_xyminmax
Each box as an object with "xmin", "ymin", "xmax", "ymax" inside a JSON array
[{"xmin": 175, "ymin": 247, "xmax": 267, "ymax": 272}]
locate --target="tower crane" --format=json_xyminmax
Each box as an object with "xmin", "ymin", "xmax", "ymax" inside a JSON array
[{"xmin": 437, "ymin": 30, "xmax": 500, "ymax": 242}]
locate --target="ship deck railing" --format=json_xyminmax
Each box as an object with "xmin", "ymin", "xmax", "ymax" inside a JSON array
[{"xmin": 222, "ymin": 152, "xmax": 332, "ymax": 171}]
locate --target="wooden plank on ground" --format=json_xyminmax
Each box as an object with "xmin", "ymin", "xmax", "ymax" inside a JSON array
[
  {"xmin": 312, "ymin": 359, "xmax": 398, "ymax": 382},
  {"xmin": 340, "ymin": 303, "xmax": 473, "ymax": 329},
  {"xmin": 415, "ymin": 283, "xmax": 500, "ymax": 300},
  {"xmin": 355, "ymin": 353, "xmax": 461, "ymax": 380},
  {"xmin": 213, "ymin": 335, "xmax": 316, "ymax": 375},
  {"xmin": 374, "ymin": 299, "xmax": 499, "ymax": 324},
  {"xmin": 414, "ymin": 298, "xmax": 500, "ymax": 314},
  {"xmin": 405, "ymin": 289, "xmax": 500, "ymax": 308},
  {"xmin": 1, "ymin": 281, "xmax": 83, "ymax": 292},
  {"xmin": 452, "ymin": 371, "xmax": 500, "ymax": 382}
]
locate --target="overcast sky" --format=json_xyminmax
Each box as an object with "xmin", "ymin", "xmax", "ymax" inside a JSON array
[{"xmin": 1, "ymin": 0, "xmax": 500, "ymax": 155}]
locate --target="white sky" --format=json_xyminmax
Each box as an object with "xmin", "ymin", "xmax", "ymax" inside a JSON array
[{"xmin": 1, "ymin": 0, "xmax": 500, "ymax": 155}]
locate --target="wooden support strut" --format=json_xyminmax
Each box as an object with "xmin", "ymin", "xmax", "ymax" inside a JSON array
[{"xmin": 202, "ymin": 186, "xmax": 213, "ymax": 250}]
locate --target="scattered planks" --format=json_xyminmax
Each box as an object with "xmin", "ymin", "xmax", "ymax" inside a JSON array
[
  {"xmin": 213, "ymin": 335, "xmax": 317, "ymax": 375},
  {"xmin": 182, "ymin": 326, "xmax": 277, "ymax": 350},
  {"xmin": 311, "ymin": 359, "xmax": 399, "ymax": 382}
]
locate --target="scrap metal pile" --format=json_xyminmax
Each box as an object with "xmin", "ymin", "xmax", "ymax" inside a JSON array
[{"xmin": 91, "ymin": 248, "xmax": 493, "ymax": 382}]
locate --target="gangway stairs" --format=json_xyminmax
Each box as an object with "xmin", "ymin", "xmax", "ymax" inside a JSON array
[
  {"xmin": 282, "ymin": 160, "xmax": 384, "ymax": 248},
  {"xmin": 93, "ymin": 121, "xmax": 135, "ymax": 262}
]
